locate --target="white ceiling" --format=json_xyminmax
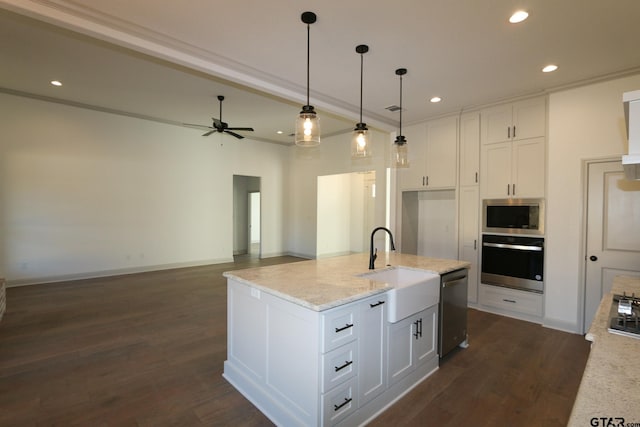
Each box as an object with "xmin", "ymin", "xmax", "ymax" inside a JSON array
[{"xmin": 2, "ymin": 0, "xmax": 640, "ymax": 145}]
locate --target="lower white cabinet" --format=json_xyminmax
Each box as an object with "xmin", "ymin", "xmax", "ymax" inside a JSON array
[
  {"xmin": 387, "ymin": 305, "xmax": 438, "ymax": 386},
  {"xmin": 479, "ymin": 284, "xmax": 543, "ymax": 320},
  {"xmin": 224, "ymin": 279, "xmax": 440, "ymax": 427}
]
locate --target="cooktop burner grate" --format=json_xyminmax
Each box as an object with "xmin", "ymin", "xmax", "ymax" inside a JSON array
[{"xmin": 608, "ymin": 293, "xmax": 640, "ymax": 339}]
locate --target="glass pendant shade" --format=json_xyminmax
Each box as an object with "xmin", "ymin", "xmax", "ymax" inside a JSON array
[
  {"xmin": 393, "ymin": 135, "xmax": 409, "ymax": 168},
  {"xmin": 295, "ymin": 105, "xmax": 321, "ymax": 146},
  {"xmin": 351, "ymin": 123, "xmax": 371, "ymax": 157}
]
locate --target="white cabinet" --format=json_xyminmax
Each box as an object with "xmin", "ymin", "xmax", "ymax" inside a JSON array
[
  {"xmin": 387, "ymin": 304, "xmax": 438, "ymax": 386},
  {"xmin": 458, "ymin": 186, "xmax": 479, "ymax": 304},
  {"xmin": 399, "ymin": 116, "xmax": 458, "ymax": 190},
  {"xmin": 481, "ymin": 97, "xmax": 546, "ymax": 145},
  {"xmin": 481, "ymin": 137, "xmax": 545, "ymax": 199},
  {"xmin": 478, "ymin": 284, "xmax": 543, "ymax": 321},
  {"xmin": 459, "ymin": 113, "xmax": 480, "ymax": 186},
  {"xmin": 358, "ymin": 296, "xmax": 387, "ymax": 406}
]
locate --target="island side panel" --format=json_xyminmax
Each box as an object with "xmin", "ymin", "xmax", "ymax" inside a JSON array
[{"xmin": 224, "ymin": 278, "xmax": 321, "ymax": 427}]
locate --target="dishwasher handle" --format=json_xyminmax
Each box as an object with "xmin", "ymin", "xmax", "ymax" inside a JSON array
[{"xmin": 442, "ymin": 277, "xmax": 466, "ymax": 288}]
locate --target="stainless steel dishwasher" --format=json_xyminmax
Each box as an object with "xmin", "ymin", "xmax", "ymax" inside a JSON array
[{"xmin": 439, "ymin": 269, "xmax": 468, "ymax": 358}]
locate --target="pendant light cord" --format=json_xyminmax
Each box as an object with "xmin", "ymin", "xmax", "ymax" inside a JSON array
[
  {"xmin": 399, "ymin": 74, "xmax": 403, "ymax": 135},
  {"xmin": 306, "ymin": 23, "xmax": 310, "ymax": 106},
  {"xmin": 359, "ymin": 53, "xmax": 364, "ymax": 123}
]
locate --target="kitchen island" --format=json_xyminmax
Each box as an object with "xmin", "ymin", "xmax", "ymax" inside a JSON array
[
  {"xmin": 568, "ymin": 275, "xmax": 640, "ymax": 425},
  {"xmin": 223, "ymin": 252, "xmax": 468, "ymax": 427}
]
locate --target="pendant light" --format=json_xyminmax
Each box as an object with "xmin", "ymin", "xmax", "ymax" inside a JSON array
[
  {"xmin": 352, "ymin": 44, "xmax": 371, "ymax": 158},
  {"xmin": 392, "ymin": 68, "xmax": 409, "ymax": 168},
  {"xmin": 295, "ymin": 11, "xmax": 321, "ymax": 146}
]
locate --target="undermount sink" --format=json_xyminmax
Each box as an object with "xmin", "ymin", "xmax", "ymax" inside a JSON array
[{"xmin": 359, "ymin": 266, "xmax": 440, "ymax": 323}]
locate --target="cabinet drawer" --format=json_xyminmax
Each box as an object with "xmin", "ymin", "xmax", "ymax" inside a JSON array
[
  {"xmin": 321, "ymin": 341, "xmax": 358, "ymax": 393},
  {"xmin": 479, "ymin": 284, "xmax": 543, "ymax": 317},
  {"xmin": 322, "ymin": 305, "xmax": 359, "ymax": 353},
  {"xmin": 321, "ymin": 377, "xmax": 357, "ymax": 426}
]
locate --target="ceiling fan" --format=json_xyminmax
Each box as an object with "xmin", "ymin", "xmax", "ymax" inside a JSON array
[{"xmin": 184, "ymin": 95, "xmax": 254, "ymax": 139}]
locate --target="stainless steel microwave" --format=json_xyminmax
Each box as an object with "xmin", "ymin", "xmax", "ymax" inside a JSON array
[{"xmin": 482, "ymin": 198, "xmax": 545, "ymax": 235}]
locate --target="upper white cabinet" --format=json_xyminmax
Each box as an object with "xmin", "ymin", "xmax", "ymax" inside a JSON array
[
  {"xmin": 399, "ymin": 116, "xmax": 458, "ymax": 190},
  {"xmin": 480, "ymin": 97, "xmax": 546, "ymax": 199},
  {"xmin": 481, "ymin": 97, "xmax": 546, "ymax": 145},
  {"xmin": 459, "ymin": 113, "xmax": 480, "ymax": 186},
  {"xmin": 481, "ymin": 137, "xmax": 546, "ymax": 199}
]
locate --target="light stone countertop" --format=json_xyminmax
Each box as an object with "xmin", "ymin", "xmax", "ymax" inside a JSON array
[
  {"xmin": 223, "ymin": 252, "xmax": 469, "ymax": 311},
  {"xmin": 568, "ymin": 275, "xmax": 640, "ymax": 425}
]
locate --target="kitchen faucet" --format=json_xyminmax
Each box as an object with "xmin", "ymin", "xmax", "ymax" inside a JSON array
[{"xmin": 369, "ymin": 227, "xmax": 396, "ymax": 269}]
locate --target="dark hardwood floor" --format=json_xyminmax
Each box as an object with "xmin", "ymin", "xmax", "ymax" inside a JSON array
[{"xmin": 0, "ymin": 257, "xmax": 590, "ymax": 426}]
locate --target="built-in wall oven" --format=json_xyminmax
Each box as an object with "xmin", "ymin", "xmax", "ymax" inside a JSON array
[
  {"xmin": 481, "ymin": 198, "xmax": 545, "ymax": 293},
  {"xmin": 481, "ymin": 234, "xmax": 544, "ymax": 293}
]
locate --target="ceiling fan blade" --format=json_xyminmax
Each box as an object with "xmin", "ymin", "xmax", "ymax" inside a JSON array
[
  {"xmin": 202, "ymin": 130, "xmax": 216, "ymax": 136},
  {"xmin": 225, "ymin": 130, "xmax": 244, "ymax": 139},
  {"xmin": 183, "ymin": 123, "xmax": 212, "ymax": 130},
  {"xmin": 226, "ymin": 127, "xmax": 254, "ymax": 132}
]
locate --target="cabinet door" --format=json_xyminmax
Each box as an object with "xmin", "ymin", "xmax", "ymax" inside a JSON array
[
  {"xmin": 512, "ymin": 98, "xmax": 546, "ymax": 141},
  {"xmin": 481, "ymin": 142, "xmax": 512, "ymax": 198},
  {"xmin": 458, "ymin": 186, "xmax": 479, "ymax": 304},
  {"xmin": 358, "ymin": 295, "xmax": 387, "ymax": 406},
  {"xmin": 481, "ymin": 104, "xmax": 512, "ymax": 144},
  {"xmin": 425, "ymin": 116, "xmax": 457, "ymax": 188},
  {"xmin": 512, "ymin": 138, "xmax": 545, "ymax": 198},
  {"xmin": 386, "ymin": 314, "xmax": 416, "ymax": 386},
  {"xmin": 459, "ymin": 113, "xmax": 480, "ymax": 186},
  {"xmin": 414, "ymin": 305, "xmax": 438, "ymax": 365},
  {"xmin": 398, "ymin": 122, "xmax": 427, "ymax": 190}
]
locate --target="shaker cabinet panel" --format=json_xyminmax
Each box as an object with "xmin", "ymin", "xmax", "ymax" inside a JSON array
[
  {"xmin": 459, "ymin": 113, "xmax": 480, "ymax": 186},
  {"xmin": 481, "ymin": 97, "xmax": 545, "ymax": 145}
]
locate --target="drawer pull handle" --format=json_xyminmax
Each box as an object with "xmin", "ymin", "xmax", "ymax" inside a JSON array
[
  {"xmin": 334, "ymin": 397, "xmax": 352, "ymax": 411},
  {"xmin": 334, "ymin": 360, "xmax": 353, "ymax": 372},
  {"xmin": 335, "ymin": 323, "xmax": 354, "ymax": 333},
  {"xmin": 370, "ymin": 300, "xmax": 385, "ymax": 308},
  {"xmin": 503, "ymin": 299, "xmax": 517, "ymax": 303}
]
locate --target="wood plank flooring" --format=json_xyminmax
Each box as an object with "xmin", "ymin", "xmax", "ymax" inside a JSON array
[{"xmin": 0, "ymin": 256, "xmax": 590, "ymax": 426}]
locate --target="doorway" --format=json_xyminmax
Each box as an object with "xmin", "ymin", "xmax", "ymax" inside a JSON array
[
  {"xmin": 583, "ymin": 160, "xmax": 640, "ymax": 332},
  {"xmin": 248, "ymin": 192, "xmax": 261, "ymax": 256},
  {"xmin": 232, "ymin": 175, "xmax": 261, "ymax": 258}
]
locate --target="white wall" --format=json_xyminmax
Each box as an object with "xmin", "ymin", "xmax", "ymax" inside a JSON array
[
  {"xmin": 287, "ymin": 130, "xmax": 392, "ymax": 259},
  {"xmin": 545, "ymin": 73, "xmax": 640, "ymax": 332},
  {"xmin": 0, "ymin": 93, "xmax": 289, "ymax": 284}
]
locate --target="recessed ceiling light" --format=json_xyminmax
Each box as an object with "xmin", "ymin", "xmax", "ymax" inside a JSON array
[
  {"xmin": 542, "ymin": 64, "xmax": 558, "ymax": 73},
  {"xmin": 509, "ymin": 10, "xmax": 529, "ymax": 23},
  {"xmin": 276, "ymin": 130, "xmax": 283, "ymax": 134},
  {"xmin": 50, "ymin": 80, "xmax": 62, "ymax": 86},
  {"xmin": 430, "ymin": 96, "xmax": 442, "ymax": 103}
]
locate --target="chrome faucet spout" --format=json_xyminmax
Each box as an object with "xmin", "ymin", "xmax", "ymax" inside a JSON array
[{"xmin": 369, "ymin": 226, "xmax": 396, "ymax": 269}]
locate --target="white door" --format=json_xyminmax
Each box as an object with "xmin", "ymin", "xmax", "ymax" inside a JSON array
[{"xmin": 584, "ymin": 160, "xmax": 640, "ymax": 332}]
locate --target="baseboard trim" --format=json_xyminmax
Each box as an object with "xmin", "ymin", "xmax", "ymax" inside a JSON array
[{"xmin": 6, "ymin": 258, "xmax": 234, "ymax": 287}]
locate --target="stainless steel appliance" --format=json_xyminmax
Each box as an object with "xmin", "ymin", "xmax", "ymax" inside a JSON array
[
  {"xmin": 439, "ymin": 269, "xmax": 468, "ymax": 358},
  {"xmin": 483, "ymin": 198, "xmax": 545, "ymax": 235},
  {"xmin": 608, "ymin": 292, "xmax": 640, "ymax": 339},
  {"xmin": 481, "ymin": 234, "xmax": 544, "ymax": 293}
]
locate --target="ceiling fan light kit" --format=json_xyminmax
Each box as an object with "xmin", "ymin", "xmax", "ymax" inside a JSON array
[
  {"xmin": 352, "ymin": 44, "xmax": 372, "ymax": 159},
  {"xmin": 393, "ymin": 68, "xmax": 409, "ymax": 168},
  {"xmin": 295, "ymin": 11, "xmax": 321, "ymax": 147}
]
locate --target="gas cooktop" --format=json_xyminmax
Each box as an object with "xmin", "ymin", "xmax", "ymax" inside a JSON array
[{"xmin": 608, "ymin": 293, "xmax": 640, "ymax": 339}]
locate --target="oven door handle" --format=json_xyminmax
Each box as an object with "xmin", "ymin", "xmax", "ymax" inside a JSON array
[{"xmin": 482, "ymin": 242, "xmax": 543, "ymax": 251}]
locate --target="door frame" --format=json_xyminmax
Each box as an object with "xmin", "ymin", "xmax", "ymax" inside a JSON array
[{"xmin": 579, "ymin": 156, "xmax": 619, "ymax": 333}]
